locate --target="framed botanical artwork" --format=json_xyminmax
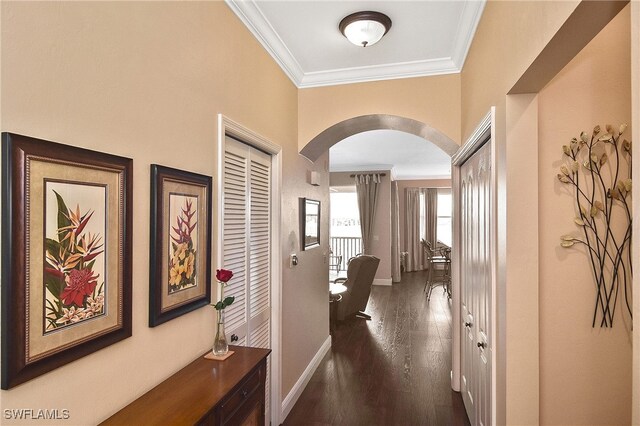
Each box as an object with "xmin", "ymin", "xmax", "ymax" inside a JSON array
[
  {"xmin": 1, "ymin": 132, "xmax": 133, "ymax": 390},
  {"xmin": 149, "ymin": 165, "xmax": 212, "ymax": 327},
  {"xmin": 300, "ymin": 198, "xmax": 320, "ymax": 250}
]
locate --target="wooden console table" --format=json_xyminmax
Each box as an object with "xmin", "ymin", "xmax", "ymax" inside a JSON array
[{"xmin": 101, "ymin": 346, "xmax": 271, "ymax": 426}]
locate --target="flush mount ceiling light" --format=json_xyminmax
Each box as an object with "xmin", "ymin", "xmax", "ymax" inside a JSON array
[{"xmin": 339, "ymin": 11, "xmax": 392, "ymax": 47}]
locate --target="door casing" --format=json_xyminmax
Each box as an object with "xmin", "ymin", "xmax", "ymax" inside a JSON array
[
  {"xmin": 217, "ymin": 114, "xmax": 283, "ymax": 426},
  {"xmin": 452, "ymin": 108, "xmax": 497, "ymax": 425}
]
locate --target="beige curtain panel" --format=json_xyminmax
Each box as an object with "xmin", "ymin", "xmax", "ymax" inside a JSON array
[
  {"xmin": 404, "ymin": 188, "xmax": 423, "ymax": 272},
  {"xmin": 404, "ymin": 187, "xmax": 439, "ymax": 272},
  {"xmin": 391, "ymin": 180, "xmax": 401, "ymax": 283},
  {"xmin": 425, "ymin": 188, "xmax": 438, "ymax": 247},
  {"xmin": 355, "ymin": 173, "xmax": 381, "ymax": 254}
]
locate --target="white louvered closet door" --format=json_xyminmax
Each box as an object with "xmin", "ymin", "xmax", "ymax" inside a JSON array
[{"xmin": 222, "ymin": 136, "xmax": 272, "ymax": 424}]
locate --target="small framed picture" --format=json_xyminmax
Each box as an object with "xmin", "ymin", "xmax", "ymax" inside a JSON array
[
  {"xmin": 300, "ymin": 198, "xmax": 320, "ymax": 250},
  {"xmin": 149, "ymin": 165, "xmax": 212, "ymax": 327},
  {"xmin": 1, "ymin": 133, "xmax": 133, "ymax": 390}
]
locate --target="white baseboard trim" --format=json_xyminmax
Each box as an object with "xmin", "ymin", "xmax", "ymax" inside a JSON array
[
  {"xmin": 281, "ymin": 335, "xmax": 332, "ymax": 421},
  {"xmin": 373, "ymin": 278, "xmax": 392, "ymax": 286}
]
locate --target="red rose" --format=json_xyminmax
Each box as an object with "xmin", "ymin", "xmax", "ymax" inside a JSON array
[{"xmin": 216, "ymin": 269, "xmax": 233, "ymax": 283}]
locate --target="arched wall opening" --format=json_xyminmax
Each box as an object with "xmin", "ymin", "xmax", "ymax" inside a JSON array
[
  {"xmin": 300, "ymin": 114, "xmax": 459, "ymax": 162},
  {"xmin": 307, "ymin": 113, "xmax": 457, "ymax": 314}
]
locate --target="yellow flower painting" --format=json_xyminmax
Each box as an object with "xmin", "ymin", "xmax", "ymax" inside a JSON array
[{"xmin": 168, "ymin": 195, "xmax": 198, "ymax": 293}]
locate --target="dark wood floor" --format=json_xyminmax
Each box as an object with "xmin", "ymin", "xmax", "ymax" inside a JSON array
[{"xmin": 283, "ymin": 271, "xmax": 471, "ymax": 426}]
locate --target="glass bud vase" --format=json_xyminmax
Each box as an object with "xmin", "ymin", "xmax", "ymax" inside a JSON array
[{"xmin": 213, "ymin": 309, "xmax": 228, "ymax": 356}]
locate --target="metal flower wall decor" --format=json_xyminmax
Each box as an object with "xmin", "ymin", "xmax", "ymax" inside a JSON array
[{"xmin": 557, "ymin": 124, "xmax": 632, "ymax": 328}]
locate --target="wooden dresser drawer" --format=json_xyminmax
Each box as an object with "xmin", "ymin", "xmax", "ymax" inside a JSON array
[
  {"xmin": 222, "ymin": 390, "xmax": 262, "ymax": 426},
  {"xmin": 219, "ymin": 364, "xmax": 263, "ymax": 424}
]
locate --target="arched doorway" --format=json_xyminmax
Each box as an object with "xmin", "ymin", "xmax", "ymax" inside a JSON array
[
  {"xmin": 300, "ymin": 114, "xmax": 459, "ymax": 161},
  {"xmin": 303, "ymin": 112, "xmax": 462, "ymax": 394}
]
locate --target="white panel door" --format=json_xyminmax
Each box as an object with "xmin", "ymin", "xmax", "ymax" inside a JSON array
[
  {"xmin": 461, "ymin": 177, "xmax": 476, "ymax": 425},
  {"xmin": 460, "ymin": 140, "xmax": 492, "ymax": 426},
  {"xmin": 222, "ymin": 136, "xmax": 272, "ymax": 424}
]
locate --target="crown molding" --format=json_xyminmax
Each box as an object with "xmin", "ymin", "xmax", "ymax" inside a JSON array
[
  {"xmin": 226, "ymin": 0, "xmax": 485, "ymax": 88},
  {"xmin": 225, "ymin": 0, "xmax": 304, "ymax": 85},
  {"xmin": 451, "ymin": 0, "xmax": 486, "ymax": 70},
  {"xmin": 298, "ymin": 57, "xmax": 459, "ymax": 88}
]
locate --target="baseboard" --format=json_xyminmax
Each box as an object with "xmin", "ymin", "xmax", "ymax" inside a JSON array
[
  {"xmin": 373, "ymin": 278, "xmax": 392, "ymax": 286},
  {"xmin": 281, "ymin": 335, "xmax": 332, "ymax": 421}
]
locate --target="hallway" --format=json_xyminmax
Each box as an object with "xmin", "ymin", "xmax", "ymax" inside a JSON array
[{"xmin": 283, "ymin": 271, "xmax": 470, "ymax": 425}]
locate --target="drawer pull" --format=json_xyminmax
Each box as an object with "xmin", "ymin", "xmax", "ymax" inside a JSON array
[
  {"xmin": 231, "ymin": 334, "xmax": 239, "ymax": 342},
  {"xmin": 241, "ymin": 390, "xmax": 248, "ymax": 398}
]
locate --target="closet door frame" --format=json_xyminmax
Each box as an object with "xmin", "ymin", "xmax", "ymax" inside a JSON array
[
  {"xmin": 217, "ymin": 114, "xmax": 282, "ymax": 426},
  {"xmin": 451, "ymin": 108, "xmax": 498, "ymax": 425}
]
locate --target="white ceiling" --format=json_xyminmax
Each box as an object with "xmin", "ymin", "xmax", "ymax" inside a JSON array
[
  {"xmin": 227, "ymin": 1, "xmax": 477, "ymax": 178},
  {"xmin": 226, "ymin": 0, "xmax": 486, "ymax": 88},
  {"xmin": 330, "ymin": 130, "xmax": 451, "ymax": 180}
]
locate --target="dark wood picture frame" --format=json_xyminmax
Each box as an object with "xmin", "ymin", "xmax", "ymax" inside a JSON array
[
  {"xmin": 300, "ymin": 197, "xmax": 321, "ymax": 250},
  {"xmin": 149, "ymin": 165, "xmax": 212, "ymax": 327},
  {"xmin": 1, "ymin": 132, "xmax": 133, "ymax": 390}
]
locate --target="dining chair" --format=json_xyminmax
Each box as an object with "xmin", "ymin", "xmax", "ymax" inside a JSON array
[{"xmin": 422, "ymin": 239, "xmax": 451, "ymax": 301}]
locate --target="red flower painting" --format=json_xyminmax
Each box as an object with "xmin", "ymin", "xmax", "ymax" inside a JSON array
[{"xmin": 44, "ymin": 189, "xmax": 105, "ymax": 331}]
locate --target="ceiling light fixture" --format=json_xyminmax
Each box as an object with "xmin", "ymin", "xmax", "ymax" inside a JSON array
[{"xmin": 339, "ymin": 11, "xmax": 392, "ymax": 48}]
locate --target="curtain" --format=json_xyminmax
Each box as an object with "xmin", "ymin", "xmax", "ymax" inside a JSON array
[
  {"xmin": 404, "ymin": 188, "xmax": 423, "ymax": 272},
  {"xmin": 355, "ymin": 173, "xmax": 381, "ymax": 254},
  {"xmin": 425, "ymin": 188, "xmax": 438, "ymax": 247},
  {"xmin": 404, "ymin": 187, "xmax": 439, "ymax": 272},
  {"xmin": 391, "ymin": 180, "xmax": 401, "ymax": 282}
]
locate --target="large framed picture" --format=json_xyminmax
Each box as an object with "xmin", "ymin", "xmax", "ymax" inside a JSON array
[
  {"xmin": 149, "ymin": 165, "xmax": 212, "ymax": 327},
  {"xmin": 300, "ymin": 198, "xmax": 320, "ymax": 250},
  {"xmin": 1, "ymin": 133, "xmax": 133, "ymax": 390}
]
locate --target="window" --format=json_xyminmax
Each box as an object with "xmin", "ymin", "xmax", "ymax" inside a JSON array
[
  {"xmin": 437, "ymin": 189, "xmax": 452, "ymax": 246},
  {"xmin": 329, "ymin": 191, "xmax": 361, "ymax": 238},
  {"xmin": 418, "ymin": 188, "xmax": 451, "ymax": 247}
]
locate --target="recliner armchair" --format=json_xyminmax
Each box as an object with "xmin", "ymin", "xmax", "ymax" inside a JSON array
[{"xmin": 334, "ymin": 255, "xmax": 380, "ymax": 321}]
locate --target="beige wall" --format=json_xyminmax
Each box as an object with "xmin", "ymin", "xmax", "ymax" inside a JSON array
[
  {"xmin": 0, "ymin": 2, "xmax": 329, "ymax": 422},
  {"xmin": 396, "ymin": 179, "xmax": 452, "ymax": 189},
  {"xmin": 505, "ymin": 93, "xmax": 540, "ymax": 424},
  {"xmin": 632, "ymin": 2, "xmax": 640, "ymax": 423},
  {"xmin": 461, "ymin": 0, "xmax": 580, "ymax": 141},
  {"xmin": 281, "ymin": 150, "xmax": 330, "ymax": 396},
  {"xmin": 330, "ymin": 171, "xmax": 391, "ymax": 282},
  {"xmin": 461, "ymin": 1, "xmax": 635, "ymax": 424},
  {"xmin": 538, "ymin": 7, "xmax": 632, "ymax": 424},
  {"xmin": 298, "ymin": 75, "xmax": 462, "ymax": 151},
  {"xmin": 396, "ymin": 179, "xmax": 451, "ymax": 255},
  {"xmin": 2, "ymin": 1, "xmax": 638, "ymax": 424}
]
